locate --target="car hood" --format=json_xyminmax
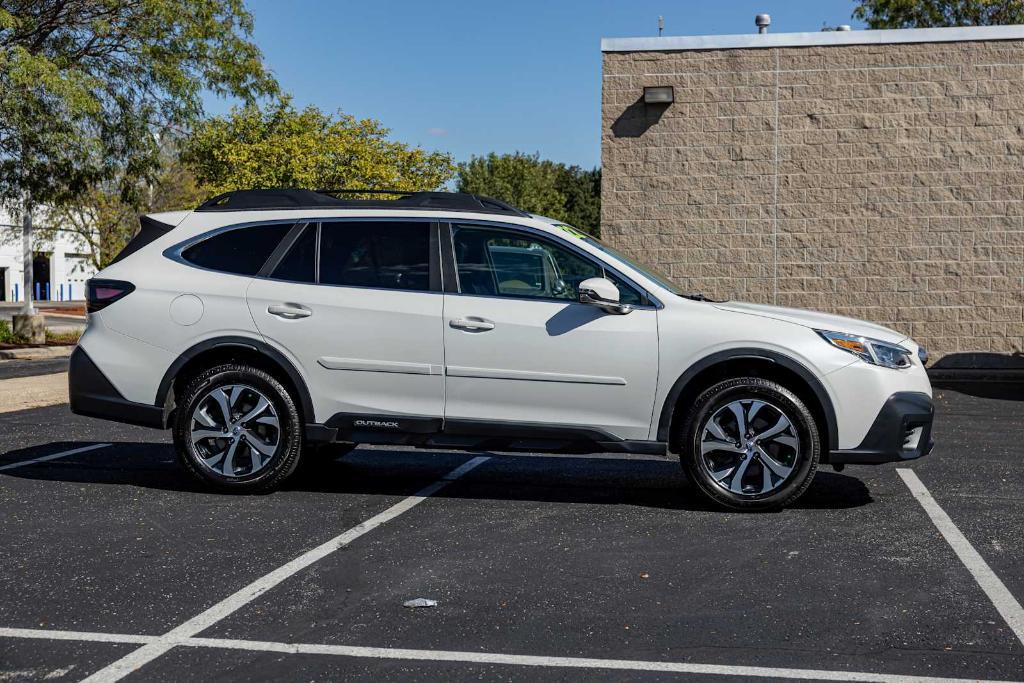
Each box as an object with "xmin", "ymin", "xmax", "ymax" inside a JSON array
[{"xmin": 711, "ymin": 301, "xmax": 907, "ymax": 344}]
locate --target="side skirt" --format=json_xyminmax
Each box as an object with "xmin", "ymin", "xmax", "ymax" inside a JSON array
[{"xmin": 305, "ymin": 414, "xmax": 668, "ymax": 456}]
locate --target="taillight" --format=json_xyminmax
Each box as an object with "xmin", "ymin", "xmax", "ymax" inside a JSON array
[{"xmin": 86, "ymin": 279, "xmax": 135, "ymax": 313}]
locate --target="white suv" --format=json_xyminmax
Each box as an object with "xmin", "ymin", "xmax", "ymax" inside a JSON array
[{"xmin": 69, "ymin": 189, "xmax": 934, "ymax": 510}]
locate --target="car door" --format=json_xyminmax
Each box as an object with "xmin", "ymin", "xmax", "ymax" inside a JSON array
[
  {"xmin": 246, "ymin": 219, "xmax": 445, "ymax": 429},
  {"xmin": 441, "ymin": 223, "xmax": 659, "ymax": 442}
]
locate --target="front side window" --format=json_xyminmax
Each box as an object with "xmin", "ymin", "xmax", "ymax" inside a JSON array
[
  {"xmin": 319, "ymin": 221, "xmax": 430, "ymax": 291},
  {"xmin": 181, "ymin": 223, "xmax": 293, "ymax": 275},
  {"xmin": 452, "ymin": 226, "xmax": 642, "ymax": 305}
]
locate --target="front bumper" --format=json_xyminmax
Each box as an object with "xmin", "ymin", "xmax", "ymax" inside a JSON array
[
  {"xmin": 69, "ymin": 346, "xmax": 166, "ymax": 429},
  {"xmin": 829, "ymin": 391, "xmax": 934, "ymax": 465}
]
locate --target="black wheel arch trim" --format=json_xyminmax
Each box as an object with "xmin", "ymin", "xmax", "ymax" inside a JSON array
[
  {"xmin": 657, "ymin": 348, "xmax": 839, "ymax": 451},
  {"xmin": 155, "ymin": 336, "xmax": 316, "ymax": 422}
]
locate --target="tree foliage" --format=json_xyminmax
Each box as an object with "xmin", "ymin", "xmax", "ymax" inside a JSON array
[
  {"xmin": 181, "ymin": 99, "xmax": 456, "ymax": 195},
  {"xmin": 852, "ymin": 0, "xmax": 1024, "ymax": 28},
  {"xmin": 457, "ymin": 152, "xmax": 602, "ymax": 236},
  {"xmin": 558, "ymin": 166, "xmax": 602, "ymax": 238},
  {"xmin": 42, "ymin": 144, "xmax": 206, "ymax": 268},
  {"xmin": 0, "ymin": 0, "xmax": 277, "ymax": 210}
]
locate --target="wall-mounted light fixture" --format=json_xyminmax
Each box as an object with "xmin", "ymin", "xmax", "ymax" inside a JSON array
[{"xmin": 642, "ymin": 86, "xmax": 674, "ymax": 105}]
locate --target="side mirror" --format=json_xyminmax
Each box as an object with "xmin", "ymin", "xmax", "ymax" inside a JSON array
[{"xmin": 578, "ymin": 277, "xmax": 633, "ymax": 315}]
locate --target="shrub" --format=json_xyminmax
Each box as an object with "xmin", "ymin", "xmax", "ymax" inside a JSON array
[{"xmin": 0, "ymin": 320, "xmax": 19, "ymax": 344}]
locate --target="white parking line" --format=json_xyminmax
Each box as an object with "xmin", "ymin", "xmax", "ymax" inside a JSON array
[
  {"xmin": 80, "ymin": 455, "xmax": 491, "ymax": 683},
  {"xmin": 184, "ymin": 637, "xmax": 1021, "ymax": 683},
  {"xmin": 898, "ymin": 469, "xmax": 1024, "ymax": 648},
  {"xmin": 0, "ymin": 443, "xmax": 110, "ymax": 471},
  {"xmin": 0, "ymin": 627, "xmax": 151, "ymax": 645},
  {"xmin": 1, "ymin": 627, "xmax": 1020, "ymax": 683}
]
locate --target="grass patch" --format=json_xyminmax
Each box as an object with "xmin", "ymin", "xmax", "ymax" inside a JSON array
[
  {"xmin": 45, "ymin": 329, "xmax": 82, "ymax": 345},
  {"xmin": 0, "ymin": 320, "xmax": 81, "ymax": 346}
]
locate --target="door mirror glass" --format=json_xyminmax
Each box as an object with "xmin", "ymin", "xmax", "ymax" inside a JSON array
[{"xmin": 579, "ymin": 277, "xmax": 632, "ymax": 315}]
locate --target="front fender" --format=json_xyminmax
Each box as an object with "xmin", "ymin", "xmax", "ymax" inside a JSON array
[{"xmin": 655, "ymin": 347, "xmax": 839, "ymax": 451}]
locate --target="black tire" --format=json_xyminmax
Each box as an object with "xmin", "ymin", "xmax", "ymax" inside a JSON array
[
  {"xmin": 678, "ymin": 377, "xmax": 820, "ymax": 511},
  {"xmin": 172, "ymin": 363, "xmax": 303, "ymax": 492}
]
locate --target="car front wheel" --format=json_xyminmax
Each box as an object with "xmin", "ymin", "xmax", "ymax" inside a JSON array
[
  {"xmin": 173, "ymin": 363, "xmax": 303, "ymax": 492},
  {"xmin": 679, "ymin": 377, "xmax": 820, "ymax": 511}
]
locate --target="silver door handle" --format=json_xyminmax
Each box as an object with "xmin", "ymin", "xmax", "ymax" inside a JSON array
[
  {"xmin": 449, "ymin": 317, "xmax": 495, "ymax": 332},
  {"xmin": 267, "ymin": 304, "xmax": 312, "ymax": 320}
]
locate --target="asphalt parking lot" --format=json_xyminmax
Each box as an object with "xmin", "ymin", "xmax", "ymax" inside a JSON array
[{"xmin": 0, "ymin": 377, "xmax": 1022, "ymax": 682}]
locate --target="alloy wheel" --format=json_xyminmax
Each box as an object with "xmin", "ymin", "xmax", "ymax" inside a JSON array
[
  {"xmin": 698, "ymin": 399, "xmax": 801, "ymax": 496},
  {"xmin": 190, "ymin": 384, "xmax": 281, "ymax": 478}
]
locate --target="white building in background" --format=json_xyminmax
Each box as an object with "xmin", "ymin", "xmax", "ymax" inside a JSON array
[{"xmin": 0, "ymin": 208, "xmax": 97, "ymax": 303}]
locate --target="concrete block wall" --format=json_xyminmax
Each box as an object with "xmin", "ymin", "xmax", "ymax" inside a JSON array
[{"xmin": 602, "ymin": 36, "xmax": 1024, "ymax": 367}]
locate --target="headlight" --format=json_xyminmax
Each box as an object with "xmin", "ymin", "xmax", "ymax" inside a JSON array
[{"xmin": 816, "ymin": 330, "xmax": 913, "ymax": 369}]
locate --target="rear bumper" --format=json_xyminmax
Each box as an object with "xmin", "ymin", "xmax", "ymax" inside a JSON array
[
  {"xmin": 829, "ymin": 391, "xmax": 934, "ymax": 465},
  {"xmin": 69, "ymin": 346, "xmax": 165, "ymax": 429}
]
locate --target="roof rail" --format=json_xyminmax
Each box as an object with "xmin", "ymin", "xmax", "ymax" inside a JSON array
[
  {"xmin": 317, "ymin": 188, "xmax": 411, "ymax": 196},
  {"xmin": 195, "ymin": 188, "xmax": 529, "ymax": 217}
]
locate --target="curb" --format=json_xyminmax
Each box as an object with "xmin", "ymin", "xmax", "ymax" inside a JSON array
[{"xmin": 0, "ymin": 346, "xmax": 75, "ymax": 361}]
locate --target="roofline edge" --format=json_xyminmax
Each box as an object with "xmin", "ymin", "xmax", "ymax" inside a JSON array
[{"xmin": 601, "ymin": 24, "xmax": 1024, "ymax": 53}]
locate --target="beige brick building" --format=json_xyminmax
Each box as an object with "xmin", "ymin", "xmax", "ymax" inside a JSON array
[{"xmin": 601, "ymin": 25, "xmax": 1024, "ymax": 368}]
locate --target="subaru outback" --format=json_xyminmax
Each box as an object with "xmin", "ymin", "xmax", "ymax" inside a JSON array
[{"xmin": 69, "ymin": 189, "xmax": 933, "ymax": 510}]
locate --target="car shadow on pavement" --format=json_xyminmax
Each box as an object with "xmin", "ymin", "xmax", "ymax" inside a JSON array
[
  {"xmin": 932, "ymin": 379, "xmax": 1024, "ymax": 401},
  {"xmin": 0, "ymin": 442, "xmax": 874, "ymax": 512}
]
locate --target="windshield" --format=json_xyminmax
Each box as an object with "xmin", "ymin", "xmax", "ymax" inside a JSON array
[{"xmin": 547, "ymin": 223, "xmax": 686, "ymax": 297}]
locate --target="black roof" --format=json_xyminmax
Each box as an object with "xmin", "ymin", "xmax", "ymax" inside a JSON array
[{"xmin": 195, "ymin": 189, "xmax": 529, "ymax": 217}]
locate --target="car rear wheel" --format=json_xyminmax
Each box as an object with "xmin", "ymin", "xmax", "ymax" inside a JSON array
[
  {"xmin": 173, "ymin": 363, "xmax": 303, "ymax": 492},
  {"xmin": 679, "ymin": 377, "xmax": 820, "ymax": 511}
]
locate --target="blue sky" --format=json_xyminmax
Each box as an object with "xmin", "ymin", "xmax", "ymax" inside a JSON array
[{"xmin": 206, "ymin": 1, "xmax": 866, "ymax": 169}]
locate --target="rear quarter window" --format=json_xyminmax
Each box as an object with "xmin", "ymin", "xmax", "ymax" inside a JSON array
[{"xmin": 181, "ymin": 223, "xmax": 293, "ymax": 275}]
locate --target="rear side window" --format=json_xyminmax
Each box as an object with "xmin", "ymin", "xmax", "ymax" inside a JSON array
[
  {"xmin": 271, "ymin": 223, "xmax": 317, "ymax": 283},
  {"xmin": 181, "ymin": 223, "xmax": 292, "ymax": 275},
  {"xmin": 319, "ymin": 221, "xmax": 430, "ymax": 291}
]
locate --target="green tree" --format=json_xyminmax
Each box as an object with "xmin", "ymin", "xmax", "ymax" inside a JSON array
[
  {"xmin": 0, "ymin": 0, "xmax": 276, "ymax": 207},
  {"xmin": 457, "ymin": 152, "xmax": 566, "ymax": 217},
  {"xmin": 182, "ymin": 99, "xmax": 456, "ymax": 194},
  {"xmin": 42, "ymin": 142, "xmax": 207, "ymax": 268},
  {"xmin": 557, "ymin": 166, "xmax": 602, "ymax": 238},
  {"xmin": 0, "ymin": 0, "xmax": 276, "ymax": 308},
  {"xmin": 853, "ymin": 0, "xmax": 1024, "ymax": 28},
  {"xmin": 457, "ymin": 152, "xmax": 602, "ymax": 236}
]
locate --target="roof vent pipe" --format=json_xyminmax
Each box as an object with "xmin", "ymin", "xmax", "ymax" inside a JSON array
[{"xmin": 755, "ymin": 14, "xmax": 771, "ymax": 34}]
